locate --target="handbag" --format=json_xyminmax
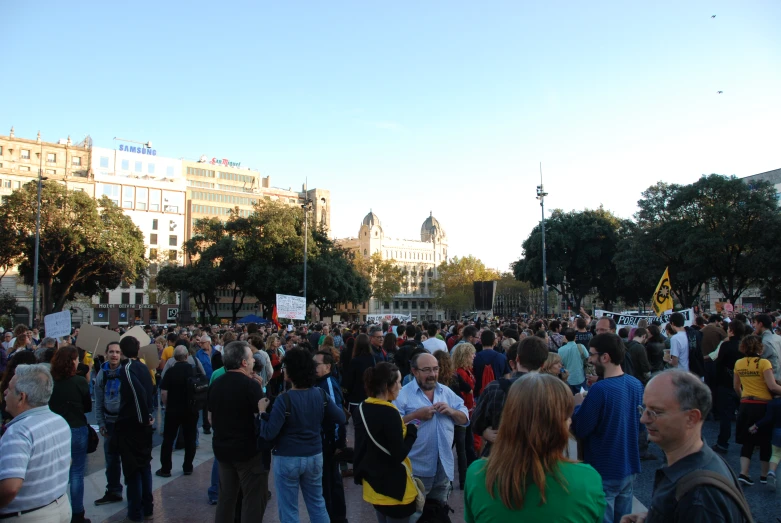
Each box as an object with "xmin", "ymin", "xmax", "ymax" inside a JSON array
[{"xmin": 359, "ymin": 403, "xmax": 425, "ymax": 512}]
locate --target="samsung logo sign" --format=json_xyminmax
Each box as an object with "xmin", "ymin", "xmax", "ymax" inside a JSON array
[{"xmin": 118, "ymin": 144, "xmax": 157, "ymax": 156}]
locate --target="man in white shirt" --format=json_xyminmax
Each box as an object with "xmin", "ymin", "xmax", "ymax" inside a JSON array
[
  {"xmin": 668, "ymin": 312, "xmax": 690, "ymax": 371},
  {"xmin": 422, "ymin": 323, "xmax": 447, "ymax": 354}
]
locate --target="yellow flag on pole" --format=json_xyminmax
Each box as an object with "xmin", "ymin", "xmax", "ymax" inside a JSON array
[{"xmin": 652, "ymin": 267, "xmax": 674, "ymax": 316}]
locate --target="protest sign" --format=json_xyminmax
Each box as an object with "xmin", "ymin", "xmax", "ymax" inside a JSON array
[
  {"xmin": 276, "ymin": 294, "xmax": 306, "ymax": 320},
  {"xmin": 121, "ymin": 326, "xmax": 151, "ymax": 348},
  {"xmin": 595, "ymin": 308, "xmax": 694, "ymax": 329},
  {"xmin": 366, "ymin": 314, "xmax": 412, "ymax": 323},
  {"xmin": 77, "ymin": 324, "xmax": 121, "ymax": 358},
  {"xmin": 139, "ymin": 344, "xmax": 160, "ymax": 371},
  {"xmin": 44, "ymin": 310, "xmax": 72, "ymax": 339}
]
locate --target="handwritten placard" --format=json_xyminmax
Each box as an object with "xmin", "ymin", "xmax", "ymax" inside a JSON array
[
  {"xmin": 276, "ymin": 294, "xmax": 306, "ymax": 320},
  {"xmin": 44, "ymin": 310, "xmax": 72, "ymax": 339}
]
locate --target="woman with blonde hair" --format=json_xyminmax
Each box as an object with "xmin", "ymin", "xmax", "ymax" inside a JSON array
[
  {"xmin": 452, "ymin": 342, "xmax": 478, "ymax": 489},
  {"xmin": 465, "ymin": 373, "xmax": 605, "ymax": 522},
  {"xmin": 541, "ymin": 352, "xmax": 570, "ymax": 385}
]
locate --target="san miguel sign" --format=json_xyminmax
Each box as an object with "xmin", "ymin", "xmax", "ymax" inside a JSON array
[{"xmin": 199, "ymin": 155, "xmax": 240, "ymax": 168}]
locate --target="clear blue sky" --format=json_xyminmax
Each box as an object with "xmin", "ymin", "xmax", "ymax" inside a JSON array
[{"xmin": 2, "ymin": 1, "xmax": 779, "ymax": 272}]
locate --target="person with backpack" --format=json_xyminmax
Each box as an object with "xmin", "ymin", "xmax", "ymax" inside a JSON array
[
  {"xmin": 472, "ymin": 337, "xmax": 549, "ymax": 456},
  {"xmin": 94, "ymin": 342, "xmax": 125, "ymax": 506},
  {"xmin": 156, "ymin": 347, "xmax": 199, "ymax": 478},
  {"xmin": 620, "ymin": 370, "xmax": 750, "ymax": 523},
  {"xmin": 472, "ymin": 330, "xmax": 510, "ymax": 398}
]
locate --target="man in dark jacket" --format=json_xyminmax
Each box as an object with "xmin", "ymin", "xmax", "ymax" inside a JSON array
[
  {"xmin": 394, "ymin": 325, "xmax": 423, "ymax": 379},
  {"xmin": 157, "ymin": 346, "xmax": 198, "ymax": 477},
  {"xmin": 113, "ymin": 336, "xmax": 155, "ymax": 523},
  {"xmin": 625, "ymin": 328, "xmax": 652, "ymax": 385},
  {"xmin": 315, "ymin": 351, "xmax": 347, "ymax": 523}
]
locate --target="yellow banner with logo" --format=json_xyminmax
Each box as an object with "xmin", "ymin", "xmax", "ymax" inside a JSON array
[{"xmin": 652, "ymin": 267, "xmax": 674, "ymax": 317}]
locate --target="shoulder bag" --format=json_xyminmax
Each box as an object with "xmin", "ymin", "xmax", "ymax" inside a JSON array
[{"xmin": 359, "ymin": 402, "xmax": 425, "ymax": 512}]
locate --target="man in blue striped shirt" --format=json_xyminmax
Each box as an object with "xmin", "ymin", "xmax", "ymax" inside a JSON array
[
  {"xmin": 394, "ymin": 352, "xmax": 469, "ymax": 523},
  {"xmin": 0, "ymin": 364, "xmax": 72, "ymax": 521}
]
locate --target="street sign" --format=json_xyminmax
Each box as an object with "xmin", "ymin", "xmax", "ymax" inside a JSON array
[{"xmin": 167, "ymin": 308, "xmax": 179, "ymax": 321}]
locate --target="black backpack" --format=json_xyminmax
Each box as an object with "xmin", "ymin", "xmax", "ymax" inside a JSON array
[
  {"xmin": 187, "ymin": 369, "xmax": 209, "ymax": 414},
  {"xmin": 685, "ymin": 327, "xmax": 706, "ymax": 378}
]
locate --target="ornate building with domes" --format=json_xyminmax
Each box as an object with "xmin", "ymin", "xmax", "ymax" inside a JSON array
[{"xmin": 335, "ymin": 211, "xmax": 448, "ymax": 321}]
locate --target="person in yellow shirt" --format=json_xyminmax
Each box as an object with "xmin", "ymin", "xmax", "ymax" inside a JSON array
[
  {"xmin": 158, "ymin": 333, "xmax": 178, "ymax": 371},
  {"xmin": 734, "ymin": 334, "xmax": 781, "ymax": 485}
]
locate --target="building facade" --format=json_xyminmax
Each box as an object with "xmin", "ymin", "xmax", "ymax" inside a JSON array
[
  {"xmin": 89, "ymin": 145, "xmax": 185, "ymax": 326},
  {"xmin": 336, "ymin": 211, "xmax": 447, "ymax": 322}
]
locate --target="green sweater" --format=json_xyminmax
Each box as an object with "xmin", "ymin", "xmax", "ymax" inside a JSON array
[
  {"xmin": 49, "ymin": 375, "xmax": 91, "ymax": 428},
  {"xmin": 465, "ymin": 459, "xmax": 605, "ymax": 523}
]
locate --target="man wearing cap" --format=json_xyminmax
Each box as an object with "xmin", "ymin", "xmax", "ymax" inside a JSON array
[{"xmin": 195, "ymin": 336, "xmax": 214, "ymax": 435}]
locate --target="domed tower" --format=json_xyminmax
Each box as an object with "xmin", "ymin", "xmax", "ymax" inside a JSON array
[
  {"xmin": 421, "ymin": 212, "xmax": 446, "ymax": 243},
  {"xmin": 358, "ymin": 210, "xmax": 384, "ymax": 257}
]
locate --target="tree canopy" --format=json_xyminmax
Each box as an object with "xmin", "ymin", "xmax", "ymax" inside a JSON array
[
  {"xmin": 434, "ymin": 255, "xmax": 498, "ymax": 318},
  {"xmin": 353, "ymin": 252, "xmax": 403, "ymax": 312},
  {"xmin": 3, "ymin": 181, "xmax": 147, "ymax": 317}
]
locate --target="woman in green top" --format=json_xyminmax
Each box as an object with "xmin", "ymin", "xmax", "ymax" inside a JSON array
[
  {"xmin": 465, "ymin": 373, "xmax": 605, "ymax": 523},
  {"xmin": 49, "ymin": 345, "xmax": 92, "ymax": 523}
]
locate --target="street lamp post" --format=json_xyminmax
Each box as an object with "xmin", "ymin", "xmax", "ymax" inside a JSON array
[
  {"xmin": 537, "ymin": 163, "xmax": 549, "ymax": 318},
  {"xmin": 32, "ymin": 141, "xmax": 46, "ymax": 327}
]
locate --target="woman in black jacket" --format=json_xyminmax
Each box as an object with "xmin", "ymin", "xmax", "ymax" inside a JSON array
[
  {"xmin": 645, "ymin": 324, "xmax": 666, "ymax": 374},
  {"xmin": 355, "ymin": 362, "xmax": 418, "ymax": 522},
  {"xmin": 343, "ymin": 333, "xmax": 376, "ymax": 463}
]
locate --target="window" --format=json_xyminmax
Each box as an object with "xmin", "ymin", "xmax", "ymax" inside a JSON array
[
  {"xmin": 136, "ymin": 188, "xmax": 148, "ymax": 210},
  {"xmin": 21, "ymin": 149, "xmax": 30, "ymax": 159},
  {"xmin": 100, "ymin": 156, "xmax": 109, "ymax": 168},
  {"xmin": 149, "ymin": 248, "xmax": 158, "ymax": 259},
  {"xmin": 121, "ymin": 159, "xmax": 129, "ymax": 170},
  {"xmin": 135, "ymin": 161, "xmax": 142, "ymax": 172},
  {"xmin": 148, "ymin": 163, "xmax": 155, "ymax": 174},
  {"xmin": 152, "ymin": 219, "xmax": 158, "ymax": 230},
  {"xmin": 19, "ymin": 166, "xmax": 30, "ymax": 172},
  {"xmin": 121, "ymin": 293, "xmax": 130, "ymax": 304},
  {"xmin": 169, "ymin": 235, "xmax": 177, "ymax": 246},
  {"xmin": 2, "ymin": 180, "xmax": 10, "ymax": 188},
  {"xmin": 168, "ymin": 250, "xmax": 177, "ymax": 262},
  {"xmin": 120, "ymin": 279, "xmax": 130, "ymax": 289},
  {"xmin": 135, "ymin": 276, "xmax": 144, "ymax": 288},
  {"xmin": 167, "ymin": 166, "xmax": 174, "ymax": 176},
  {"xmin": 383, "ymin": 302, "xmax": 390, "ymax": 309},
  {"xmin": 72, "ymin": 156, "xmax": 81, "ymax": 167},
  {"xmin": 123, "ymin": 187, "xmax": 134, "ymax": 208},
  {"xmin": 0, "ymin": 146, "xmax": 3, "ymax": 155},
  {"xmin": 411, "ymin": 301, "xmax": 417, "ymax": 309},
  {"xmin": 150, "ymin": 233, "xmax": 157, "ymax": 245},
  {"xmin": 100, "ymin": 292, "xmax": 109, "ymax": 304},
  {"xmin": 402, "ymin": 301, "xmax": 408, "ymax": 309},
  {"xmin": 45, "ymin": 169, "xmax": 56, "ymax": 175},
  {"xmin": 102, "ymin": 184, "xmax": 120, "ymax": 205},
  {"xmin": 394, "ymin": 301, "xmax": 399, "ymax": 309},
  {"xmin": 12, "ymin": 181, "xmax": 20, "ymax": 189},
  {"xmin": 135, "ymin": 293, "xmax": 144, "ymax": 304},
  {"xmin": 46, "ymin": 153, "xmax": 56, "ymax": 163}
]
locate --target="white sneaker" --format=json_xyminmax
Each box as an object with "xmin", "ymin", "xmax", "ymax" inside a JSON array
[{"xmin": 768, "ymin": 473, "xmax": 777, "ymax": 490}]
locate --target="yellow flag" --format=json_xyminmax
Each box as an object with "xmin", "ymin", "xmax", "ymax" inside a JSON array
[{"xmin": 652, "ymin": 267, "xmax": 674, "ymax": 316}]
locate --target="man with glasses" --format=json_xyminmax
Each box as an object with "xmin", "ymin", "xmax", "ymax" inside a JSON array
[
  {"xmin": 394, "ymin": 352, "xmax": 469, "ymax": 522},
  {"xmin": 573, "ymin": 333, "xmax": 644, "ymax": 523},
  {"xmin": 368, "ymin": 326, "xmax": 389, "ymax": 362},
  {"xmin": 620, "ymin": 370, "xmax": 745, "ymax": 523}
]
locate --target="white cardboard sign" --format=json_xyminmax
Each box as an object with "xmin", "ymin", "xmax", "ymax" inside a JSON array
[
  {"xmin": 276, "ymin": 294, "xmax": 306, "ymax": 320},
  {"xmin": 44, "ymin": 310, "xmax": 72, "ymax": 339}
]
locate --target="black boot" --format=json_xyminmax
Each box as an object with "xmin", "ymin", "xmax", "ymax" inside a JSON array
[{"xmin": 71, "ymin": 511, "xmax": 92, "ymax": 523}]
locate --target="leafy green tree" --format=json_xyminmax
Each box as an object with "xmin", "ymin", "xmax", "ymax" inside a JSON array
[
  {"xmin": 434, "ymin": 256, "xmax": 499, "ymax": 318},
  {"xmin": 308, "ymin": 230, "xmax": 371, "ymax": 317},
  {"xmin": 354, "ymin": 252, "xmax": 403, "ymax": 313},
  {"xmin": 157, "ymin": 262, "xmax": 221, "ymax": 324},
  {"xmin": 3, "ymin": 181, "xmax": 147, "ymax": 316},
  {"xmin": 513, "ymin": 207, "xmax": 623, "ymax": 310}
]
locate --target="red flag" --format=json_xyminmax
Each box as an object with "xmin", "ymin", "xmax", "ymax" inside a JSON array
[{"xmin": 272, "ymin": 305, "xmax": 281, "ymax": 329}]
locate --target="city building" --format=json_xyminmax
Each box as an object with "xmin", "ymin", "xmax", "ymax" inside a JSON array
[
  {"xmin": 0, "ymin": 128, "xmax": 94, "ymax": 325},
  {"xmin": 89, "ymin": 144, "xmax": 186, "ymax": 326},
  {"xmin": 336, "ymin": 211, "xmax": 447, "ymax": 322}
]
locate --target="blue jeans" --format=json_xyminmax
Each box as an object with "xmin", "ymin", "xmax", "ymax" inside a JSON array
[
  {"xmin": 103, "ymin": 422, "xmax": 123, "ymax": 495},
  {"xmin": 70, "ymin": 426, "xmax": 88, "ymax": 514},
  {"xmin": 126, "ymin": 464, "xmax": 153, "ymax": 522},
  {"xmin": 208, "ymin": 458, "xmax": 219, "ymax": 503},
  {"xmin": 273, "ymin": 453, "xmax": 329, "ymax": 523},
  {"xmin": 601, "ymin": 474, "xmax": 635, "ymax": 523}
]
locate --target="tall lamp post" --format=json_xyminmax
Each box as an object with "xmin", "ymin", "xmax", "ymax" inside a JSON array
[
  {"xmin": 536, "ymin": 163, "xmax": 549, "ymax": 318},
  {"xmin": 32, "ymin": 141, "xmax": 47, "ymax": 327}
]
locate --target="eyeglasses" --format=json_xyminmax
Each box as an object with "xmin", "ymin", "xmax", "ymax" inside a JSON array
[
  {"xmin": 638, "ymin": 405, "xmax": 662, "ymax": 421},
  {"xmin": 415, "ymin": 366, "xmax": 439, "ymax": 374}
]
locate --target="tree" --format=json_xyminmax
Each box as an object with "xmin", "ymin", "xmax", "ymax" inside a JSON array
[
  {"xmin": 157, "ymin": 262, "xmax": 221, "ymax": 324},
  {"xmin": 354, "ymin": 252, "xmax": 403, "ymax": 313},
  {"xmin": 434, "ymin": 256, "xmax": 499, "ymax": 318},
  {"xmin": 0, "ymin": 213, "xmax": 22, "ymax": 283},
  {"xmin": 513, "ymin": 207, "xmax": 623, "ymax": 310},
  {"xmin": 308, "ymin": 230, "xmax": 371, "ymax": 318},
  {"xmin": 3, "ymin": 181, "xmax": 147, "ymax": 317}
]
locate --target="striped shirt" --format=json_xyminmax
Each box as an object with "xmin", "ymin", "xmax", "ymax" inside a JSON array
[
  {"xmin": 0, "ymin": 406, "xmax": 71, "ymax": 514},
  {"xmin": 393, "ymin": 379, "xmax": 469, "ymax": 480}
]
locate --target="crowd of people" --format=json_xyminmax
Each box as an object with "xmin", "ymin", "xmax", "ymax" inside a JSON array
[{"xmin": 0, "ymin": 308, "xmax": 778, "ymax": 522}]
